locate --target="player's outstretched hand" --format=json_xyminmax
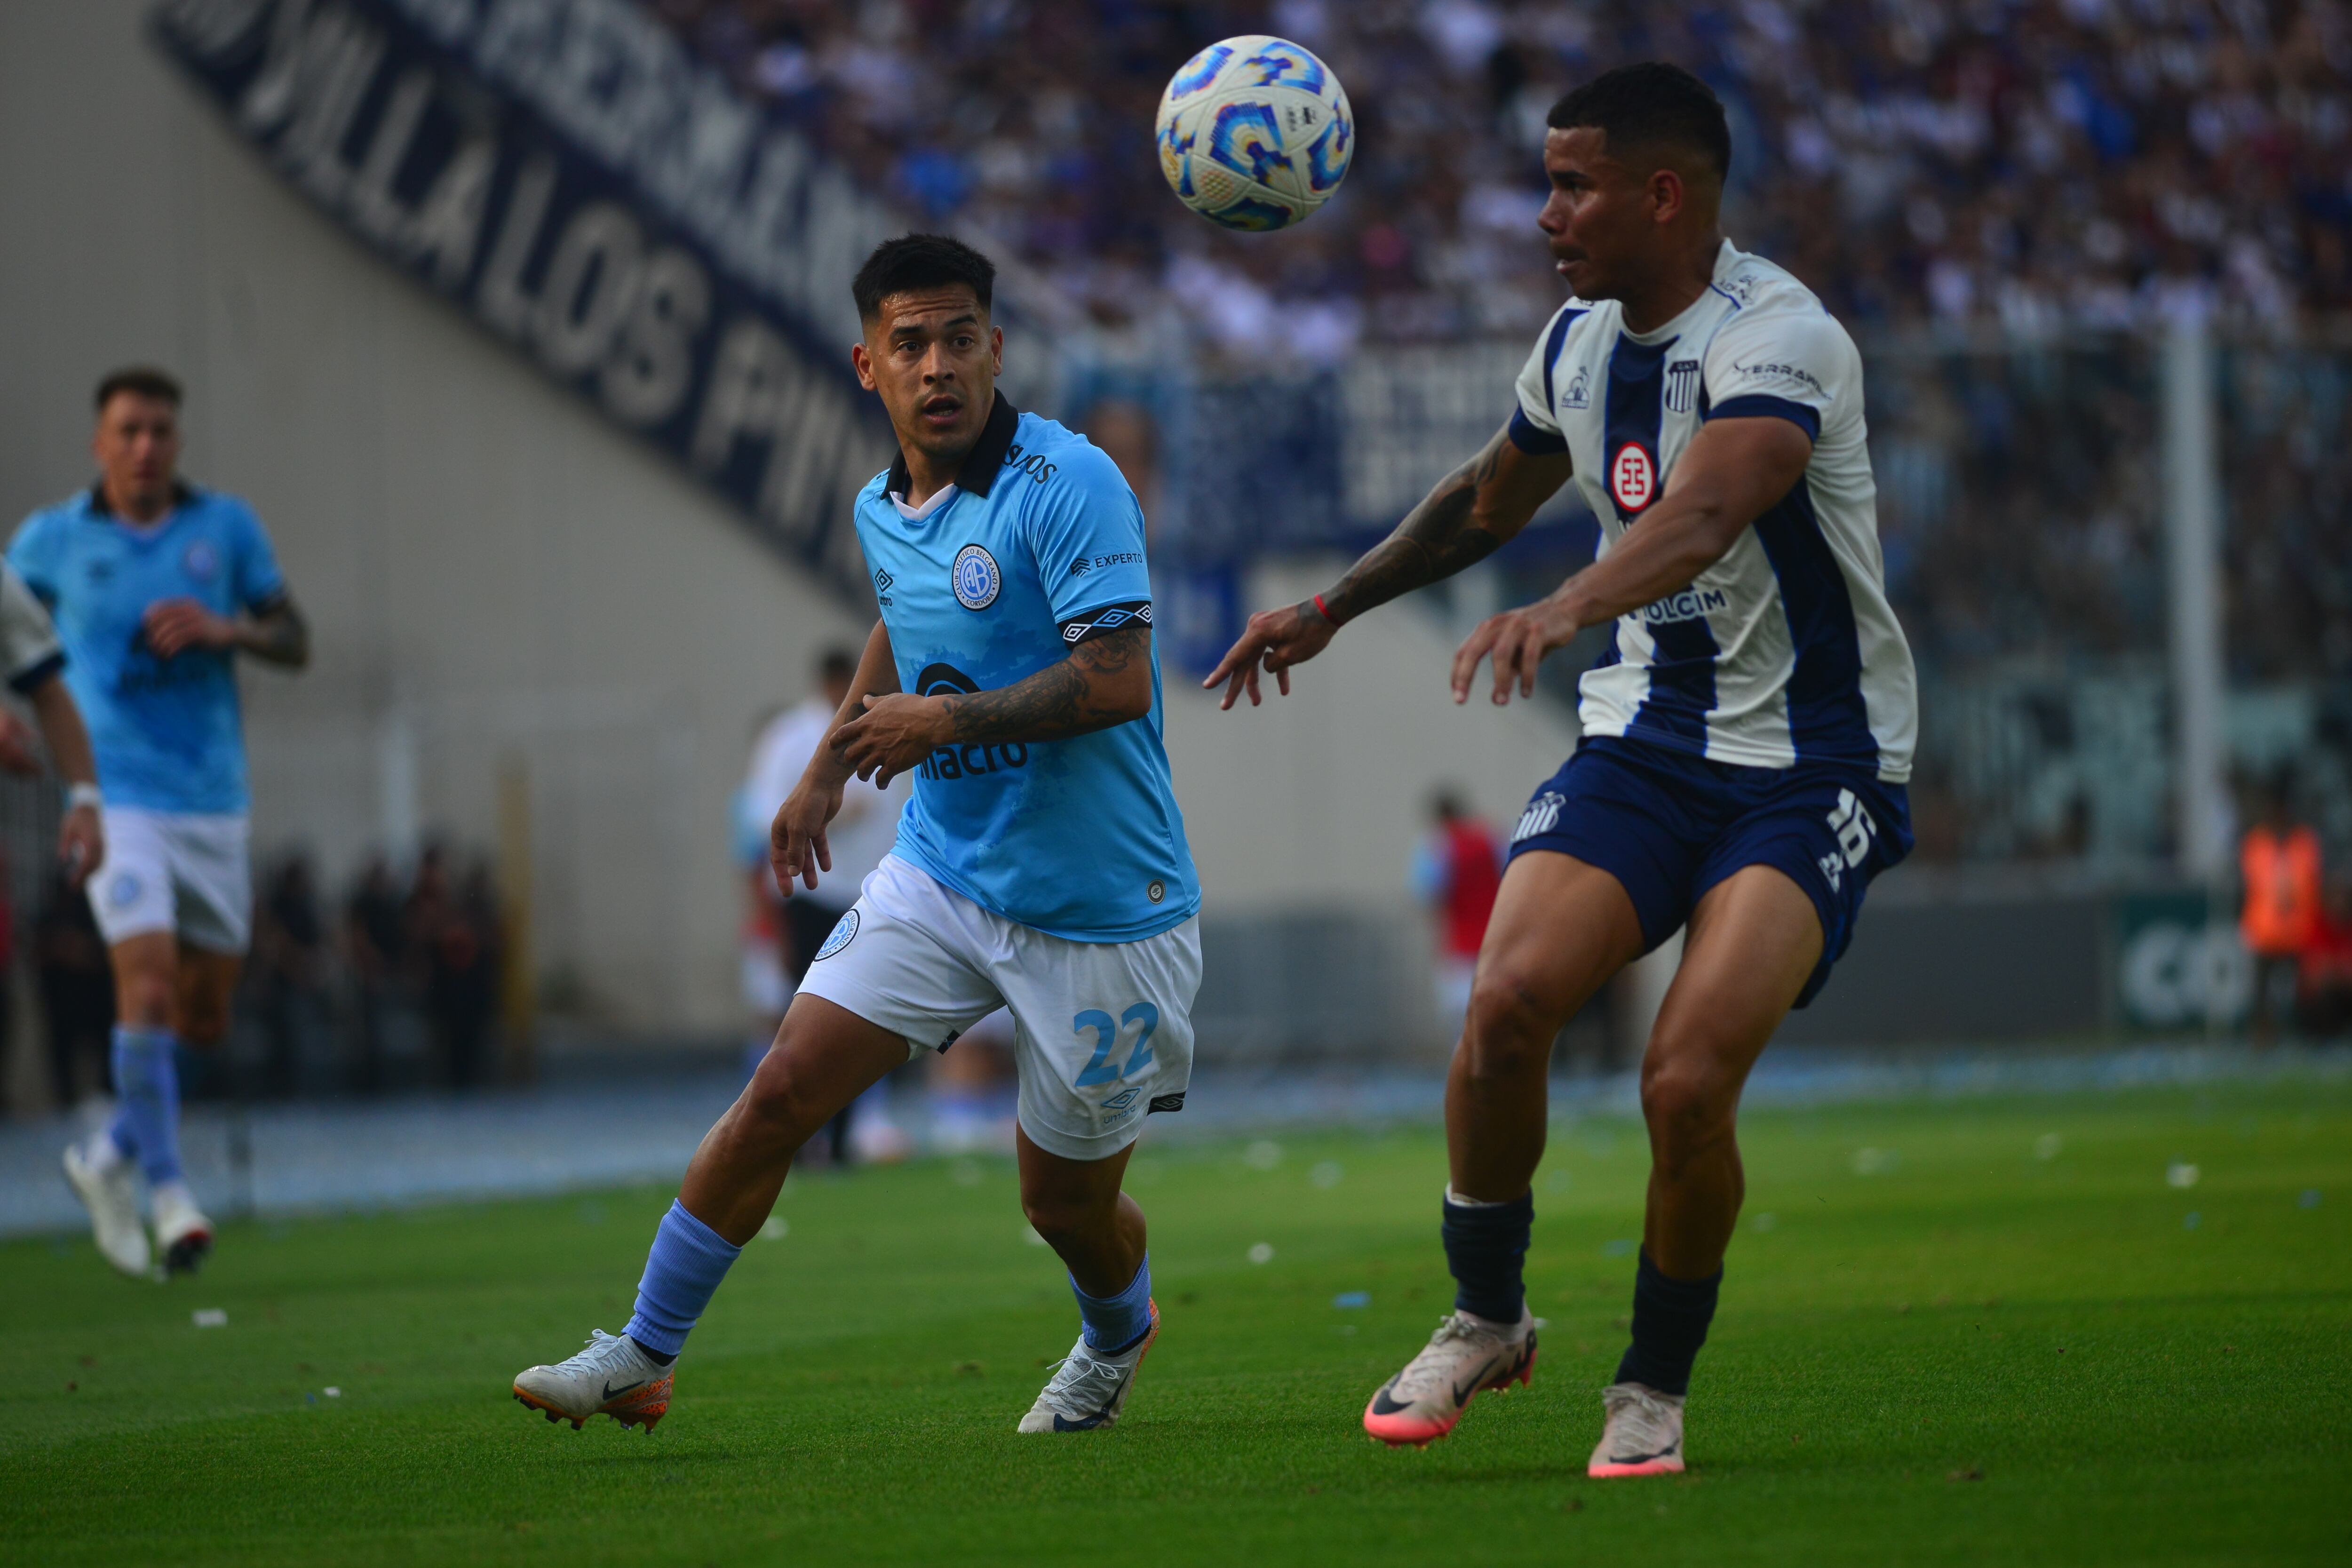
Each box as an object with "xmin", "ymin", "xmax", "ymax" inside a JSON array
[
  {"xmin": 58, "ymin": 802, "xmax": 101, "ymax": 888},
  {"xmin": 770, "ymin": 777, "xmax": 842, "ymax": 899},
  {"xmin": 1201, "ymin": 601, "xmax": 1337, "ymax": 710},
  {"xmin": 0, "ymin": 711, "xmax": 40, "ymax": 776},
  {"xmin": 829, "ymin": 693, "xmax": 941, "ymax": 790},
  {"xmin": 1452, "ymin": 600, "xmax": 1581, "ymax": 707},
  {"xmin": 142, "ymin": 598, "xmax": 238, "ymax": 658}
]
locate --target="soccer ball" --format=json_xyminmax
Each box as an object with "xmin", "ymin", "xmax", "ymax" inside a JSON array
[{"xmin": 1155, "ymin": 36, "xmax": 1354, "ymax": 232}]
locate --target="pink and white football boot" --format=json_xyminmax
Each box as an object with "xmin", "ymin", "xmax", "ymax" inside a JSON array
[
  {"xmin": 1362, "ymin": 1309, "xmax": 1537, "ymax": 1448},
  {"xmin": 1587, "ymin": 1382, "xmax": 1686, "ymax": 1476}
]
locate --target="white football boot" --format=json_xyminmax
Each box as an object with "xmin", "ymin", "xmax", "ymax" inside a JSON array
[
  {"xmin": 1362, "ymin": 1309, "xmax": 1538, "ymax": 1447},
  {"xmin": 151, "ymin": 1184, "xmax": 215, "ymax": 1276},
  {"xmin": 63, "ymin": 1140, "xmax": 150, "ymax": 1278},
  {"xmin": 1587, "ymin": 1382, "xmax": 1686, "ymax": 1476},
  {"xmin": 1017, "ymin": 1299, "xmax": 1159, "ymax": 1432},
  {"xmin": 513, "ymin": 1329, "xmax": 672, "ymax": 1431}
]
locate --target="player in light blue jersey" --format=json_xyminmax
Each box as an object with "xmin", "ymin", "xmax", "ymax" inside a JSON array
[
  {"xmin": 14, "ymin": 367, "xmax": 310, "ymax": 1280},
  {"xmin": 515, "ymin": 236, "xmax": 1200, "ymax": 1436}
]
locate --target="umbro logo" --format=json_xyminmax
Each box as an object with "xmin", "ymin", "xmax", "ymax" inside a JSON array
[{"xmin": 874, "ymin": 568, "xmax": 893, "ymax": 591}]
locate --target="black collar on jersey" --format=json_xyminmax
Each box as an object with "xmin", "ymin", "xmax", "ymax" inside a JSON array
[
  {"xmin": 85, "ymin": 479, "xmax": 196, "ymax": 518},
  {"xmin": 886, "ymin": 392, "xmax": 1019, "ymax": 504}
]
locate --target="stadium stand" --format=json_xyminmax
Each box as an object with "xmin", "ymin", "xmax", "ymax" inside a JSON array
[{"xmin": 653, "ymin": 0, "xmax": 2352, "ymax": 347}]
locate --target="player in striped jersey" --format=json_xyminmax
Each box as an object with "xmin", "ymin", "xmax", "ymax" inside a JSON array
[{"xmin": 1206, "ymin": 63, "xmax": 1918, "ymax": 1474}]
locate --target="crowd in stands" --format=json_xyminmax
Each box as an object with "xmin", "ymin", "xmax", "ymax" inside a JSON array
[
  {"xmin": 25, "ymin": 845, "xmax": 508, "ymax": 1109},
  {"xmin": 650, "ymin": 0, "xmax": 2352, "ymax": 359}
]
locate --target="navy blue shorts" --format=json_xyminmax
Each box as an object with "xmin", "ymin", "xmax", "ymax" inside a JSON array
[{"xmin": 1505, "ymin": 736, "xmax": 1912, "ymax": 1008}]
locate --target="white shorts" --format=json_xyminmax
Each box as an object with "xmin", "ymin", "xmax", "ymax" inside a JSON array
[
  {"xmin": 795, "ymin": 855, "xmax": 1200, "ymax": 1162},
  {"xmin": 87, "ymin": 806, "xmax": 253, "ymax": 954}
]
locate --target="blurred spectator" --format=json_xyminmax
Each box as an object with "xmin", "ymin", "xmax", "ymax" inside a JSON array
[
  {"xmin": 1414, "ymin": 787, "xmax": 1503, "ymax": 1044},
  {"xmin": 2300, "ymin": 876, "xmax": 2352, "ymax": 1034},
  {"xmin": 659, "ymin": 0, "xmax": 2352, "ymax": 350},
  {"xmin": 345, "ymin": 855, "xmax": 410, "ymax": 1093},
  {"xmin": 2240, "ymin": 773, "xmax": 2322, "ymax": 1043},
  {"xmin": 250, "ymin": 854, "xmax": 328, "ymax": 1097},
  {"xmin": 34, "ymin": 861, "xmax": 111, "ymax": 1109},
  {"xmin": 408, "ymin": 847, "xmax": 505, "ymax": 1090}
]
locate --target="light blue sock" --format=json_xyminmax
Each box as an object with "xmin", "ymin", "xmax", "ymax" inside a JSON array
[
  {"xmin": 109, "ymin": 1027, "xmax": 182, "ymax": 1186},
  {"xmin": 623, "ymin": 1201, "xmax": 743, "ymax": 1358},
  {"xmin": 1072, "ymin": 1253, "xmax": 1152, "ymax": 1353}
]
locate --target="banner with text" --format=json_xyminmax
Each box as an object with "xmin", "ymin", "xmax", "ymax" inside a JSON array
[{"xmin": 152, "ymin": 0, "xmax": 898, "ymax": 601}]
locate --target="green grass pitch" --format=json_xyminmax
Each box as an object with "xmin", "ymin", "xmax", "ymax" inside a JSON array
[{"xmin": 5, "ymin": 1078, "xmax": 2347, "ymax": 1566}]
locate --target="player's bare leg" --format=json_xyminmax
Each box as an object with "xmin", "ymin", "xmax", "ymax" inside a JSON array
[
  {"xmin": 513, "ymin": 993, "xmax": 903, "ymax": 1431},
  {"xmin": 1015, "ymin": 1127, "xmax": 1159, "ymax": 1432},
  {"xmin": 1446, "ymin": 853, "xmax": 1645, "ymax": 1202},
  {"xmin": 678, "ymin": 994, "xmax": 907, "ymax": 1244},
  {"xmin": 1366, "ymin": 852, "xmax": 1642, "ymax": 1446},
  {"xmin": 1638, "ymin": 866, "xmax": 1820, "ymax": 1276},
  {"xmin": 1589, "ymin": 864, "xmax": 1821, "ymax": 1478}
]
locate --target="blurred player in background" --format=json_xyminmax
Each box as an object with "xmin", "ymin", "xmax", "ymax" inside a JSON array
[
  {"xmin": 0, "ymin": 533, "xmax": 108, "ymax": 1107},
  {"xmin": 16, "ymin": 367, "xmax": 310, "ymax": 1279},
  {"xmin": 515, "ymin": 234, "xmax": 1200, "ymax": 1436},
  {"xmin": 1415, "ymin": 788, "xmax": 1503, "ymax": 1045},
  {"xmin": 1208, "ymin": 64, "xmax": 1916, "ymax": 1475},
  {"xmin": 739, "ymin": 645, "xmax": 911, "ymax": 1164}
]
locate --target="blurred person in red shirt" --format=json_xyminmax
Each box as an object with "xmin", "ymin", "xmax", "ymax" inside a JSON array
[
  {"xmin": 1415, "ymin": 789, "xmax": 1503, "ymax": 1045},
  {"xmin": 2240, "ymin": 774, "xmax": 2321, "ymax": 1045},
  {"xmin": 2298, "ymin": 877, "xmax": 2352, "ymax": 1038}
]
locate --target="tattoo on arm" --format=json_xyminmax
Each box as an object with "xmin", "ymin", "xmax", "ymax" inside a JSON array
[
  {"xmin": 1319, "ymin": 437, "xmax": 1508, "ymax": 624},
  {"xmin": 938, "ymin": 625, "xmax": 1151, "ymax": 744}
]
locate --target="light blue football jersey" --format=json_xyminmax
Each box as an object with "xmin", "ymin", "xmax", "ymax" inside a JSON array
[
  {"xmin": 8, "ymin": 484, "xmax": 288, "ymax": 814},
  {"xmin": 854, "ymin": 398, "xmax": 1198, "ymax": 943}
]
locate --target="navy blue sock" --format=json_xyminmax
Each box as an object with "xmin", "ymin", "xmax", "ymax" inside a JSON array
[
  {"xmin": 1441, "ymin": 1188, "xmax": 1534, "ymax": 1324},
  {"xmin": 1613, "ymin": 1250, "xmax": 1721, "ymax": 1396},
  {"xmin": 1071, "ymin": 1254, "xmax": 1153, "ymax": 1354},
  {"xmin": 623, "ymin": 1201, "xmax": 743, "ymax": 1360}
]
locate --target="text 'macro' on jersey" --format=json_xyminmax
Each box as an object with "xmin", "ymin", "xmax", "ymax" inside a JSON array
[
  {"xmin": 1509, "ymin": 239, "xmax": 1917, "ymax": 783},
  {"xmin": 8, "ymin": 483, "xmax": 288, "ymax": 814},
  {"xmin": 852, "ymin": 395, "xmax": 1199, "ymax": 943}
]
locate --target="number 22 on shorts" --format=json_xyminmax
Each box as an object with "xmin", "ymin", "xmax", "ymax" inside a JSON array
[{"xmin": 1072, "ymin": 1003, "xmax": 1160, "ymax": 1088}]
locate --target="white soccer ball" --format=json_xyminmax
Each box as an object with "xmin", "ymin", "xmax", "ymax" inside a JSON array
[{"xmin": 1155, "ymin": 35, "xmax": 1354, "ymax": 232}]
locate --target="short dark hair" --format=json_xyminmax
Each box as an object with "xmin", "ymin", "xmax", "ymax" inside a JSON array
[
  {"xmin": 1548, "ymin": 63, "xmax": 1731, "ymax": 182},
  {"xmin": 818, "ymin": 646, "xmax": 859, "ymax": 683},
  {"xmin": 852, "ymin": 233, "xmax": 996, "ymax": 323},
  {"xmin": 95, "ymin": 366, "xmax": 183, "ymax": 413}
]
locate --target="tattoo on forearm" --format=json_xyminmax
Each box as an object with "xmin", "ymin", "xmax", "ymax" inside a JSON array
[
  {"xmin": 939, "ymin": 625, "xmax": 1150, "ymax": 744},
  {"xmin": 1322, "ymin": 442, "xmax": 1506, "ymax": 623}
]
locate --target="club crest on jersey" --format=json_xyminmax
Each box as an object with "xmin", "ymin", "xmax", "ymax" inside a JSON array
[
  {"xmin": 1609, "ymin": 443, "xmax": 1656, "ymax": 513},
  {"xmin": 1562, "ymin": 366, "xmax": 1591, "ymax": 411},
  {"xmin": 951, "ymin": 544, "xmax": 1001, "ymax": 610},
  {"xmin": 1665, "ymin": 360, "xmax": 1700, "ymax": 414},
  {"xmin": 181, "ymin": 540, "xmax": 222, "ymax": 583}
]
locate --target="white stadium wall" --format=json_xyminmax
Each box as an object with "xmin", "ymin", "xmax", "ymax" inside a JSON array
[{"xmin": 0, "ymin": 0, "xmax": 1580, "ymax": 1045}]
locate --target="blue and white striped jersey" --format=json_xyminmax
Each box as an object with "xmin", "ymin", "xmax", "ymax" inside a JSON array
[{"xmin": 1510, "ymin": 240, "xmax": 1917, "ymax": 783}]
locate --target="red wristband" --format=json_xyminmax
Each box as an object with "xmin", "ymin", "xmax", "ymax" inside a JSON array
[{"xmin": 1313, "ymin": 593, "xmax": 1338, "ymax": 627}]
